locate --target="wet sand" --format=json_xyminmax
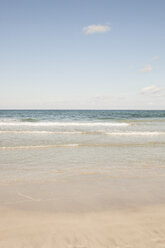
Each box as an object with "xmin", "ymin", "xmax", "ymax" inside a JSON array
[
  {"xmin": 1, "ymin": 175, "xmax": 165, "ymax": 212},
  {"xmin": 1, "ymin": 175, "xmax": 165, "ymax": 247}
]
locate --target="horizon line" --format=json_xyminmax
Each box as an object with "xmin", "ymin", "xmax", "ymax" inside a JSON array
[{"xmin": 0, "ymin": 109, "xmax": 165, "ymax": 111}]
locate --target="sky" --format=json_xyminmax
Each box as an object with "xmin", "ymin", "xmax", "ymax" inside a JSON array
[{"xmin": 0, "ymin": 0, "xmax": 165, "ymax": 109}]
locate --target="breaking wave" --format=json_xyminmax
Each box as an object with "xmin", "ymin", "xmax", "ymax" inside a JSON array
[{"xmin": 0, "ymin": 121, "xmax": 130, "ymax": 127}]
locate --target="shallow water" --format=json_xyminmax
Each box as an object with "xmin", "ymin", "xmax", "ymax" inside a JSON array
[{"xmin": 0, "ymin": 110, "xmax": 165, "ymax": 185}]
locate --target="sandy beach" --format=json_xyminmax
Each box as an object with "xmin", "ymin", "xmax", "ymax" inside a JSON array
[
  {"xmin": 1, "ymin": 174, "xmax": 165, "ymax": 248},
  {"xmin": 1, "ymin": 0, "xmax": 165, "ymax": 244},
  {"xmin": 1, "ymin": 110, "xmax": 165, "ymax": 247},
  {"xmin": 1, "ymin": 204, "xmax": 165, "ymax": 248}
]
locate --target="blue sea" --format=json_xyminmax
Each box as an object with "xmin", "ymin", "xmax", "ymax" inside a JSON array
[{"xmin": 0, "ymin": 110, "xmax": 165, "ymax": 209}]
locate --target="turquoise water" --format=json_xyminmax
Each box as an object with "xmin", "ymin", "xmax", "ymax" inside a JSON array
[{"xmin": 0, "ymin": 110, "xmax": 165, "ymax": 185}]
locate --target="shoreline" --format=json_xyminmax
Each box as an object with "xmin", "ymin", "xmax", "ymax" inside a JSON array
[
  {"xmin": 1, "ymin": 170, "xmax": 165, "ymax": 247},
  {"xmin": 1, "ymin": 174, "xmax": 165, "ymax": 213},
  {"xmin": 1, "ymin": 174, "xmax": 165, "ymax": 247}
]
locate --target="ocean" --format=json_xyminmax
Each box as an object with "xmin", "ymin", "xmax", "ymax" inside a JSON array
[{"xmin": 0, "ymin": 109, "xmax": 165, "ymax": 186}]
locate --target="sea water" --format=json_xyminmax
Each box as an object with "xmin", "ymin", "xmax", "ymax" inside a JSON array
[{"xmin": 0, "ymin": 110, "xmax": 165, "ymax": 184}]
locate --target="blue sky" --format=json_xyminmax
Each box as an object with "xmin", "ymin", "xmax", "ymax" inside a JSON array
[{"xmin": 0, "ymin": 0, "xmax": 165, "ymax": 109}]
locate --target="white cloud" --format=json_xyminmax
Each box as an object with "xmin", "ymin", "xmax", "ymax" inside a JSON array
[
  {"xmin": 140, "ymin": 65, "xmax": 152, "ymax": 73},
  {"xmin": 83, "ymin": 24, "xmax": 111, "ymax": 34},
  {"xmin": 140, "ymin": 85, "xmax": 162, "ymax": 95}
]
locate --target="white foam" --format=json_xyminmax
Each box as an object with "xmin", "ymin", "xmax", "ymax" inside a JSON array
[
  {"xmin": 0, "ymin": 130, "xmax": 164, "ymax": 136},
  {"xmin": 0, "ymin": 144, "xmax": 79, "ymax": 150},
  {"xmin": 0, "ymin": 121, "xmax": 130, "ymax": 127},
  {"xmin": 0, "ymin": 131, "xmax": 84, "ymax": 134},
  {"xmin": 106, "ymin": 132, "xmax": 165, "ymax": 136}
]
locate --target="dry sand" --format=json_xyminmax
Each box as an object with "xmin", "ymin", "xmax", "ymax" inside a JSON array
[
  {"xmin": 1, "ymin": 177, "xmax": 165, "ymax": 248},
  {"xmin": 1, "ymin": 205, "xmax": 165, "ymax": 248}
]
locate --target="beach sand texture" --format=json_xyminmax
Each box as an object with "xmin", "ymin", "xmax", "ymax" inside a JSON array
[{"xmin": 1, "ymin": 205, "xmax": 165, "ymax": 248}]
